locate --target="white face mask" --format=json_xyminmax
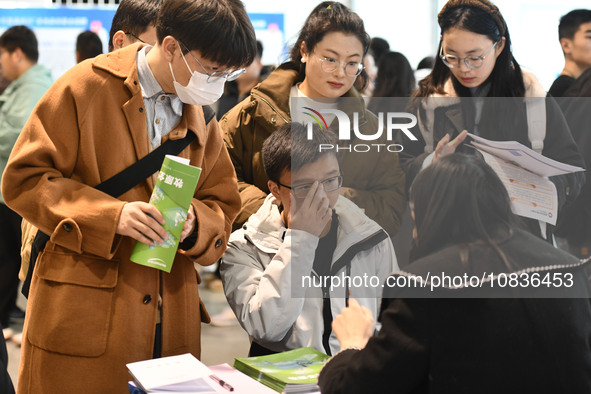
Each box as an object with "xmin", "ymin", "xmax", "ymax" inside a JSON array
[{"xmin": 169, "ymin": 49, "xmax": 225, "ymax": 106}]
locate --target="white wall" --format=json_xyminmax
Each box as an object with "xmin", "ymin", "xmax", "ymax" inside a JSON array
[{"xmin": 353, "ymin": 0, "xmax": 438, "ymax": 70}]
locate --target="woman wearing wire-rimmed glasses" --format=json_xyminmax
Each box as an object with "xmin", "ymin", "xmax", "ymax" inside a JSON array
[
  {"xmin": 220, "ymin": 1, "xmax": 406, "ymax": 240},
  {"xmin": 400, "ymin": 0, "xmax": 584, "ymax": 243}
]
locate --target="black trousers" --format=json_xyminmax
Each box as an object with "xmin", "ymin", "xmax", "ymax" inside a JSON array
[
  {"xmin": 153, "ymin": 323, "xmax": 161, "ymax": 359},
  {"xmin": 0, "ymin": 335, "xmax": 15, "ymax": 394},
  {"xmin": 248, "ymin": 341, "xmax": 278, "ymax": 357},
  {"xmin": 0, "ymin": 203, "xmax": 22, "ymax": 327}
]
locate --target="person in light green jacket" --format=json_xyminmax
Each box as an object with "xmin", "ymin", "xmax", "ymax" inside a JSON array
[{"xmin": 0, "ymin": 25, "xmax": 52, "ymax": 336}]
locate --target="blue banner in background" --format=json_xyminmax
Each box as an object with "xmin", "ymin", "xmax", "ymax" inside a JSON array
[
  {"xmin": 249, "ymin": 12, "xmax": 284, "ymax": 31},
  {"xmin": 0, "ymin": 8, "xmax": 116, "ymax": 30},
  {"xmin": 0, "ymin": 8, "xmax": 117, "ymax": 80},
  {"xmin": 245, "ymin": 13, "xmax": 285, "ymax": 66},
  {"xmin": 0, "ymin": 8, "xmax": 284, "ymax": 80}
]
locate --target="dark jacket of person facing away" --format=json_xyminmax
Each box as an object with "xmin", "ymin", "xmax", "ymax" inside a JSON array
[
  {"xmin": 319, "ymin": 154, "xmax": 591, "ymax": 394},
  {"xmin": 319, "ymin": 228, "xmax": 591, "ymax": 394}
]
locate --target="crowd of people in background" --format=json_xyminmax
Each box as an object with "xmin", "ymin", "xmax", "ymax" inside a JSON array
[
  {"xmin": 1, "ymin": 0, "xmax": 591, "ymax": 393},
  {"xmin": 0, "ymin": 24, "xmax": 53, "ymax": 356}
]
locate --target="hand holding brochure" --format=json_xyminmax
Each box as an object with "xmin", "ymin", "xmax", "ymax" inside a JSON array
[
  {"xmin": 468, "ymin": 133, "xmax": 584, "ymax": 177},
  {"xmin": 130, "ymin": 155, "xmax": 201, "ymax": 272},
  {"xmin": 477, "ymin": 150, "xmax": 559, "ymax": 225},
  {"xmin": 467, "ymin": 134, "xmax": 583, "ymax": 225}
]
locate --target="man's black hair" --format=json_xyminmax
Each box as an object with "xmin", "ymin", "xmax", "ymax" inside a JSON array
[
  {"xmin": 370, "ymin": 37, "xmax": 390, "ymax": 64},
  {"xmin": 559, "ymin": 9, "xmax": 591, "ymax": 40},
  {"xmin": 76, "ymin": 31, "xmax": 103, "ymax": 61},
  {"xmin": 0, "ymin": 25, "xmax": 39, "ymax": 63},
  {"xmin": 262, "ymin": 122, "xmax": 339, "ymax": 184},
  {"xmin": 255, "ymin": 40, "xmax": 263, "ymax": 59},
  {"xmin": 108, "ymin": 0, "xmax": 162, "ymax": 51},
  {"xmin": 156, "ymin": 0, "xmax": 257, "ymax": 69}
]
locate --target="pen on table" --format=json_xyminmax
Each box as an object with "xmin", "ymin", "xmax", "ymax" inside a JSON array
[{"xmin": 210, "ymin": 374, "xmax": 234, "ymax": 391}]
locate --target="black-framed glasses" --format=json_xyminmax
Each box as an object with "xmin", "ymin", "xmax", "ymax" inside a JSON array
[
  {"xmin": 278, "ymin": 175, "xmax": 343, "ymax": 198},
  {"xmin": 315, "ymin": 55, "xmax": 364, "ymax": 77},
  {"xmin": 126, "ymin": 32, "xmax": 147, "ymax": 44},
  {"xmin": 439, "ymin": 40, "xmax": 499, "ymax": 70},
  {"xmin": 178, "ymin": 41, "xmax": 245, "ymax": 83}
]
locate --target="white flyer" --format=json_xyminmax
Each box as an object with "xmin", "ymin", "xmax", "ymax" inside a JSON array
[{"xmin": 478, "ymin": 150, "xmax": 558, "ymax": 225}]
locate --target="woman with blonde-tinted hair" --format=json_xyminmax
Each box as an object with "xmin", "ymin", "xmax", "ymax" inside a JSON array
[{"xmin": 220, "ymin": 1, "xmax": 406, "ymax": 239}]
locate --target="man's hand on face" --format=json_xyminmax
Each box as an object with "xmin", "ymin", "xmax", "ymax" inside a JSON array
[{"xmin": 288, "ymin": 181, "xmax": 332, "ymax": 237}]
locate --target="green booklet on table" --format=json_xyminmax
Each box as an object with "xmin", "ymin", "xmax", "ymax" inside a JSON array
[
  {"xmin": 234, "ymin": 347, "xmax": 330, "ymax": 393},
  {"xmin": 130, "ymin": 155, "xmax": 201, "ymax": 273}
]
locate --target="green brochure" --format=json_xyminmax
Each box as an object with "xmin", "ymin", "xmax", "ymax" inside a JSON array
[
  {"xmin": 130, "ymin": 155, "xmax": 201, "ymax": 273},
  {"xmin": 234, "ymin": 347, "xmax": 329, "ymax": 393}
]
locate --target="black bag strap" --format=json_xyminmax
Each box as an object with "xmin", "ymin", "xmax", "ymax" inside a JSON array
[
  {"xmin": 96, "ymin": 103, "xmax": 214, "ymax": 196},
  {"xmin": 95, "ymin": 129, "xmax": 196, "ymax": 196},
  {"xmin": 96, "ymin": 104, "xmax": 215, "ymax": 195},
  {"xmin": 22, "ymin": 105, "xmax": 216, "ymax": 298},
  {"xmin": 23, "ymin": 130, "xmax": 195, "ymax": 298}
]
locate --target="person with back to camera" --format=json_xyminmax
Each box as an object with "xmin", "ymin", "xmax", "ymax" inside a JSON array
[
  {"xmin": 368, "ymin": 51, "xmax": 416, "ymax": 115},
  {"xmin": 399, "ymin": 0, "xmax": 585, "ymax": 241},
  {"xmin": 1, "ymin": 0, "xmax": 257, "ymax": 391},
  {"xmin": 221, "ymin": 122, "xmax": 397, "ymax": 357},
  {"xmin": 317, "ymin": 153, "xmax": 591, "ymax": 394},
  {"xmin": 369, "ymin": 37, "xmax": 390, "ymax": 66},
  {"xmin": 75, "ymin": 30, "xmax": 103, "ymax": 63},
  {"xmin": 221, "ymin": 1, "xmax": 406, "ymax": 239},
  {"xmin": 414, "ymin": 56, "xmax": 435, "ymax": 87}
]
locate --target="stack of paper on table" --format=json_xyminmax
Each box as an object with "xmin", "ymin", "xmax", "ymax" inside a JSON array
[
  {"xmin": 127, "ymin": 354, "xmax": 275, "ymax": 393},
  {"xmin": 127, "ymin": 353, "xmax": 215, "ymax": 393},
  {"xmin": 233, "ymin": 347, "xmax": 329, "ymax": 393}
]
